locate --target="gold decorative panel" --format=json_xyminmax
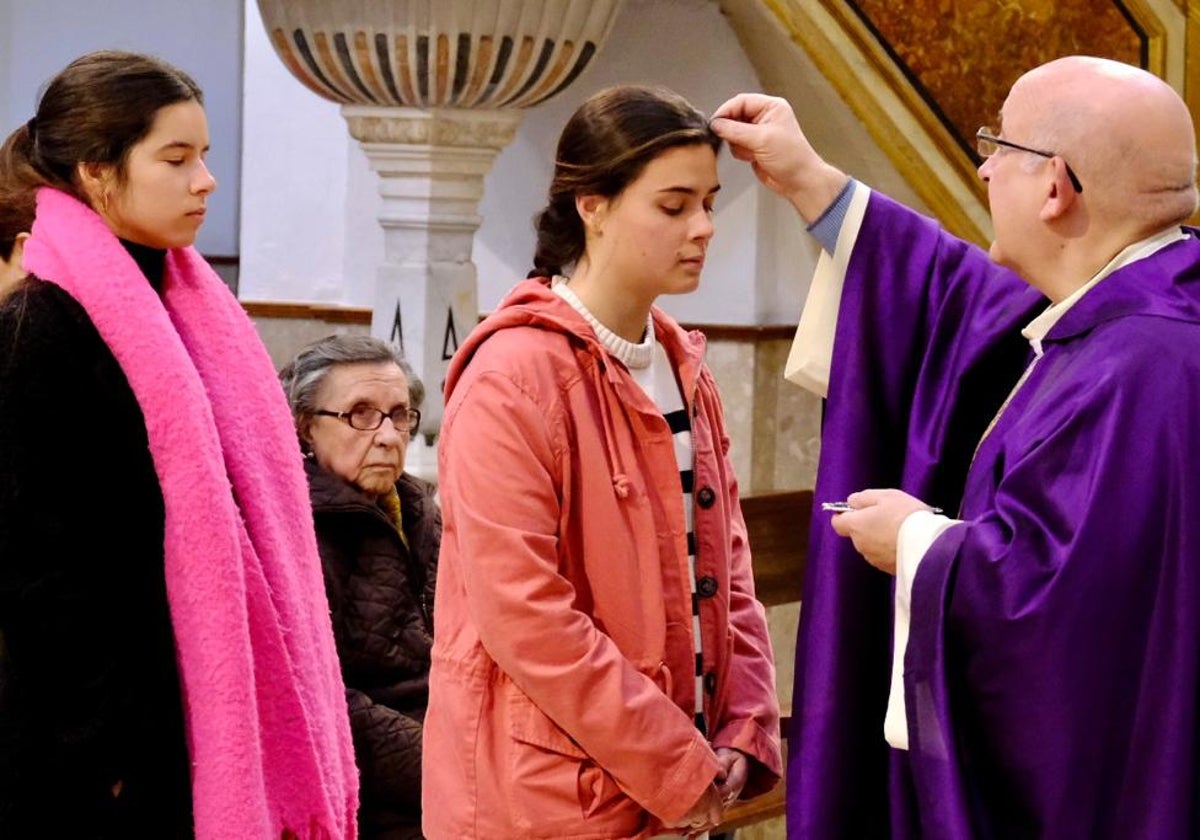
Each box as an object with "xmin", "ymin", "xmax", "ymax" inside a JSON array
[
  {"xmin": 847, "ymin": 1, "xmax": 1144, "ymax": 163},
  {"xmin": 750, "ymin": 0, "xmax": 1192, "ymax": 244}
]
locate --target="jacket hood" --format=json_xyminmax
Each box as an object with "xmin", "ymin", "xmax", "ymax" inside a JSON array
[
  {"xmin": 444, "ymin": 277, "xmax": 707, "ymax": 403},
  {"xmin": 445, "ymin": 278, "xmax": 602, "ymax": 402},
  {"xmin": 444, "ymin": 277, "xmax": 708, "ymax": 501}
]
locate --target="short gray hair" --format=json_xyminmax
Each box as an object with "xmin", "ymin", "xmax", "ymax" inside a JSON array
[{"xmin": 279, "ymin": 334, "xmax": 424, "ymax": 442}]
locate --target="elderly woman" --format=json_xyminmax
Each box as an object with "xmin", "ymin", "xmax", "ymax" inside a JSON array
[{"xmin": 280, "ymin": 334, "xmax": 440, "ymax": 840}]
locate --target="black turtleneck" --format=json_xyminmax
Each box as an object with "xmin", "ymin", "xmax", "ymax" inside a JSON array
[
  {"xmin": 0, "ymin": 239, "xmax": 193, "ymax": 835},
  {"xmin": 119, "ymin": 239, "xmax": 167, "ymax": 293}
]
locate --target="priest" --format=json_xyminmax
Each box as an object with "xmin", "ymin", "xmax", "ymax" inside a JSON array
[{"xmin": 712, "ymin": 56, "xmax": 1200, "ymax": 838}]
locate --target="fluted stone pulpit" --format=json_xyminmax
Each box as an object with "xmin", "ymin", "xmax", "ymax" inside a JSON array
[{"xmin": 257, "ymin": 0, "xmax": 624, "ymax": 463}]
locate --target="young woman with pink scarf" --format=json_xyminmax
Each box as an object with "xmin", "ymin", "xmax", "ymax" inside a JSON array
[{"xmin": 0, "ymin": 51, "xmax": 357, "ymax": 839}]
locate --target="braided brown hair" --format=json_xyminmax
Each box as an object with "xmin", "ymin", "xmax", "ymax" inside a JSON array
[{"xmin": 529, "ymin": 85, "xmax": 721, "ymax": 279}]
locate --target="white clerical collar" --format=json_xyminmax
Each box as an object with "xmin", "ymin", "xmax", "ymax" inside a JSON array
[{"xmin": 1022, "ymin": 226, "xmax": 1188, "ymax": 356}]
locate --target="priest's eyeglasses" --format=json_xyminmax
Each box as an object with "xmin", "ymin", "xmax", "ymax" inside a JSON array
[
  {"xmin": 314, "ymin": 405, "xmax": 421, "ymax": 436},
  {"xmin": 976, "ymin": 128, "xmax": 1083, "ymax": 194}
]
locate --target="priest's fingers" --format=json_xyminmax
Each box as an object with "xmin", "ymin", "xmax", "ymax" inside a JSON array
[
  {"xmin": 829, "ymin": 488, "xmax": 932, "ymax": 575},
  {"xmin": 834, "ymin": 517, "xmax": 898, "ymax": 575},
  {"xmin": 711, "ymin": 95, "xmax": 851, "ymax": 223},
  {"xmin": 846, "ymin": 488, "xmax": 890, "ymax": 509},
  {"xmin": 710, "ymin": 96, "xmax": 802, "ymax": 158},
  {"xmin": 845, "ymin": 488, "xmax": 939, "ymax": 513},
  {"xmin": 711, "ymin": 92, "xmax": 782, "ymax": 124}
]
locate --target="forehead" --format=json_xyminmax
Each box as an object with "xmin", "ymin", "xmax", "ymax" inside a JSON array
[
  {"xmin": 136, "ymin": 99, "xmax": 210, "ymax": 150},
  {"xmin": 627, "ymin": 144, "xmax": 719, "ymax": 191},
  {"xmin": 996, "ymin": 74, "xmax": 1044, "ymax": 132},
  {"xmin": 318, "ymin": 361, "xmax": 409, "ymax": 403}
]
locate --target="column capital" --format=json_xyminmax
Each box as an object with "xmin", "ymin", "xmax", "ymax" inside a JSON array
[{"xmin": 341, "ymin": 106, "xmax": 522, "ymax": 150}]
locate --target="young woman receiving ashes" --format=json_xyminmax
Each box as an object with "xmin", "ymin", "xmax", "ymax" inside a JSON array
[{"xmin": 424, "ymin": 85, "xmax": 781, "ymax": 839}]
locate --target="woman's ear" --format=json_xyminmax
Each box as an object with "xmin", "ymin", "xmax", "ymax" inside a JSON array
[
  {"xmin": 0, "ymin": 232, "xmax": 30, "ymax": 289},
  {"xmin": 575, "ymin": 193, "xmax": 608, "ymax": 236},
  {"xmin": 298, "ymin": 420, "xmax": 313, "ymax": 453},
  {"xmin": 75, "ymin": 162, "xmax": 114, "ymax": 212},
  {"xmin": 11, "ymin": 232, "xmax": 29, "ymax": 264}
]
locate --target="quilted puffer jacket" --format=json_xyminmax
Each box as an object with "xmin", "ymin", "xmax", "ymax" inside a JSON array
[{"xmin": 307, "ymin": 459, "xmax": 440, "ymax": 840}]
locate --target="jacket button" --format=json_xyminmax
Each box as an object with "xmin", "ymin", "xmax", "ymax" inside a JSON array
[
  {"xmin": 696, "ymin": 486, "xmax": 716, "ymax": 509},
  {"xmin": 697, "ymin": 575, "xmax": 718, "ymax": 598},
  {"xmin": 704, "ymin": 672, "xmax": 717, "ymax": 695}
]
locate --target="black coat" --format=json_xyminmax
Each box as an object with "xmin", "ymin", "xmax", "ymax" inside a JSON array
[
  {"xmin": 0, "ymin": 277, "xmax": 193, "ymax": 837},
  {"xmin": 307, "ymin": 460, "xmax": 440, "ymax": 840}
]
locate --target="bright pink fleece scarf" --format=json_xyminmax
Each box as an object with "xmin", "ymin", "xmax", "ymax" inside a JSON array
[{"xmin": 23, "ymin": 188, "xmax": 358, "ymax": 839}]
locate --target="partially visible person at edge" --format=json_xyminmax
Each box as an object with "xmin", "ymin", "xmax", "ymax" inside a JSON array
[
  {"xmin": 422, "ymin": 85, "xmax": 782, "ymax": 839},
  {"xmin": 712, "ymin": 56, "xmax": 1200, "ymax": 839},
  {"xmin": 0, "ymin": 137, "xmax": 35, "ymax": 297},
  {"xmin": 281, "ymin": 334, "xmax": 440, "ymax": 840},
  {"xmin": 0, "ymin": 51, "xmax": 357, "ymax": 838}
]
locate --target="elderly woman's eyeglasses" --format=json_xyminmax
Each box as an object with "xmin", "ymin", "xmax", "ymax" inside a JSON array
[
  {"xmin": 314, "ymin": 405, "xmax": 421, "ymax": 435},
  {"xmin": 976, "ymin": 128, "xmax": 1083, "ymax": 194}
]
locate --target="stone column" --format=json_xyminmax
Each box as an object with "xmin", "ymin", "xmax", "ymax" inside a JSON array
[
  {"xmin": 341, "ymin": 106, "xmax": 521, "ymax": 442},
  {"xmin": 256, "ymin": 0, "xmax": 625, "ymax": 473}
]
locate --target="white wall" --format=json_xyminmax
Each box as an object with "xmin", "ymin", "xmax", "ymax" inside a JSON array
[
  {"xmin": 239, "ymin": 0, "xmax": 356, "ymax": 302},
  {"xmin": 239, "ymin": 0, "xmax": 816, "ymax": 325},
  {"xmin": 0, "ymin": 4, "xmax": 12, "ymax": 127},
  {"xmin": 472, "ymin": 0, "xmax": 768, "ymax": 325},
  {"xmin": 0, "ymin": 0, "xmax": 244, "ymax": 257}
]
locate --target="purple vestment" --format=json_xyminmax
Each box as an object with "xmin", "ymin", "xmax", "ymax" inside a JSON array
[{"xmin": 789, "ymin": 192, "xmax": 1200, "ymax": 838}]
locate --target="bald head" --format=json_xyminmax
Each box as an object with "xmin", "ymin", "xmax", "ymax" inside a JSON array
[{"xmin": 1008, "ymin": 56, "xmax": 1197, "ymax": 232}]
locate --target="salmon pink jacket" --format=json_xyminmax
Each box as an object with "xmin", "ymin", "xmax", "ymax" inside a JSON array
[{"xmin": 423, "ymin": 279, "xmax": 781, "ymax": 839}]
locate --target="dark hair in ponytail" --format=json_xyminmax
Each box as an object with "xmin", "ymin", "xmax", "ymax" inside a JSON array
[
  {"xmin": 0, "ymin": 50, "xmax": 202, "ymax": 210},
  {"xmin": 0, "ymin": 134, "xmax": 35, "ymax": 262},
  {"xmin": 0, "ymin": 188, "xmax": 34, "ymax": 263},
  {"xmin": 528, "ymin": 85, "xmax": 721, "ymax": 279}
]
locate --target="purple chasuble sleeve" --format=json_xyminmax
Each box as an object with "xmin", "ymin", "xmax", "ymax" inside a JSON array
[
  {"xmin": 788, "ymin": 192, "xmax": 1044, "ymax": 839},
  {"xmin": 907, "ymin": 234, "xmax": 1200, "ymax": 839}
]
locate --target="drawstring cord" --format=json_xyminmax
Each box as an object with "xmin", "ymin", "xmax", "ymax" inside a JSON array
[{"xmin": 590, "ymin": 355, "xmax": 634, "ymax": 500}]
